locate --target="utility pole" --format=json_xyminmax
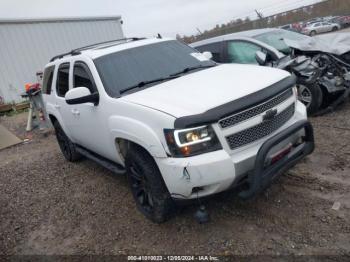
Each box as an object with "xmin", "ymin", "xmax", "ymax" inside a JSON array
[
  {"xmin": 255, "ymin": 9, "xmax": 264, "ymax": 19},
  {"xmin": 196, "ymin": 27, "xmax": 203, "ymax": 35}
]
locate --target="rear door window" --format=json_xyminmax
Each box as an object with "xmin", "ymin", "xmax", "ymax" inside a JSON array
[{"xmin": 56, "ymin": 63, "xmax": 70, "ymax": 97}]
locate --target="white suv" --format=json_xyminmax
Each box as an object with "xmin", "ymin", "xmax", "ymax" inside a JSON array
[{"xmin": 42, "ymin": 37, "xmax": 314, "ymax": 223}]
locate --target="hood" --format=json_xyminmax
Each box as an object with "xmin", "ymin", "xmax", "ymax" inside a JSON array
[
  {"xmin": 120, "ymin": 64, "xmax": 290, "ymax": 118},
  {"xmin": 284, "ymin": 33, "xmax": 350, "ymax": 56}
]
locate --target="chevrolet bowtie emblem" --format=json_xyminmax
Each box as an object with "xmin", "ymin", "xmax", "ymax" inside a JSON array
[{"xmin": 263, "ymin": 109, "xmax": 278, "ymax": 121}]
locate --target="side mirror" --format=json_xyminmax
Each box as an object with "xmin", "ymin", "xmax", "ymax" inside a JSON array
[
  {"xmin": 202, "ymin": 51, "xmax": 213, "ymax": 60},
  {"xmin": 255, "ymin": 51, "xmax": 267, "ymax": 66},
  {"xmin": 65, "ymin": 87, "xmax": 99, "ymax": 106}
]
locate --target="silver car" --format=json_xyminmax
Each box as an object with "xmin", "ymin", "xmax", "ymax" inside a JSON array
[{"xmin": 302, "ymin": 22, "xmax": 340, "ymax": 36}]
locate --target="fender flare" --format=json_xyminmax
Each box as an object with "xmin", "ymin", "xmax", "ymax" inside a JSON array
[{"xmin": 109, "ymin": 116, "xmax": 168, "ymax": 158}]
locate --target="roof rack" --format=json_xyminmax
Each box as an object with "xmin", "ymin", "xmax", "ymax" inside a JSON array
[{"xmin": 49, "ymin": 37, "xmax": 145, "ymax": 62}]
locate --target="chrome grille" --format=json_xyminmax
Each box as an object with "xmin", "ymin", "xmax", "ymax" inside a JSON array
[
  {"xmin": 219, "ymin": 88, "xmax": 293, "ymax": 129},
  {"xmin": 226, "ymin": 104, "xmax": 295, "ymax": 150}
]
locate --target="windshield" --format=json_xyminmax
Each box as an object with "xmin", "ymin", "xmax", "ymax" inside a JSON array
[
  {"xmin": 254, "ymin": 30, "xmax": 309, "ymax": 55},
  {"xmin": 94, "ymin": 40, "xmax": 216, "ymax": 97}
]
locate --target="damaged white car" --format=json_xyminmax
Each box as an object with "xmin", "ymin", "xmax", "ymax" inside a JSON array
[
  {"xmin": 192, "ymin": 29, "xmax": 350, "ymax": 115},
  {"xmin": 42, "ymin": 37, "xmax": 314, "ymax": 223}
]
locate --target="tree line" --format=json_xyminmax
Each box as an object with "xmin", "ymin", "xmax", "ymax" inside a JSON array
[{"xmin": 179, "ymin": 0, "xmax": 350, "ymax": 43}]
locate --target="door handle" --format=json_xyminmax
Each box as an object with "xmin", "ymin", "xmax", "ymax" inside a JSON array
[
  {"xmin": 54, "ymin": 104, "xmax": 60, "ymax": 109},
  {"xmin": 71, "ymin": 109, "xmax": 80, "ymax": 116}
]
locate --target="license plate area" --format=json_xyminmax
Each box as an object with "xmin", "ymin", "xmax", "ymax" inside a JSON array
[{"xmin": 265, "ymin": 143, "xmax": 293, "ymax": 167}]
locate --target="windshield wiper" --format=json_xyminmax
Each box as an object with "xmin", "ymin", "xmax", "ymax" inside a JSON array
[
  {"xmin": 170, "ymin": 64, "xmax": 216, "ymax": 77},
  {"xmin": 119, "ymin": 75, "xmax": 179, "ymax": 95},
  {"xmin": 119, "ymin": 64, "xmax": 216, "ymax": 95}
]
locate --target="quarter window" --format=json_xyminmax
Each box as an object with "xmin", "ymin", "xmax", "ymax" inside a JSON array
[
  {"xmin": 42, "ymin": 66, "xmax": 55, "ymax": 94},
  {"xmin": 56, "ymin": 63, "xmax": 70, "ymax": 97}
]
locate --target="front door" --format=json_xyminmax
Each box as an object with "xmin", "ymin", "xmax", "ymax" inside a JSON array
[
  {"xmin": 226, "ymin": 41, "xmax": 262, "ymax": 64},
  {"xmin": 64, "ymin": 60, "xmax": 107, "ymax": 157}
]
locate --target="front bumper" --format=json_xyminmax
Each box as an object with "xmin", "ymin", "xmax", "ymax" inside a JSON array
[{"xmin": 156, "ymin": 104, "xmax": 314, "ymax": 200}]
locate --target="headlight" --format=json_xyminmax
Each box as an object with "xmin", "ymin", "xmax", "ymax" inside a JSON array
[{"xmin": 164, "ymin": 125, "xmax": 222, "ymax": 157}]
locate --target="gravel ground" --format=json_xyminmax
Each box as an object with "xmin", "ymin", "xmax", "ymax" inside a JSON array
[
  {"xmin": 0, "ymin": 104, "xmax": 350, "ymax": 256},
  {"xmin": 338, "ymin": 27, "xmax": 350, "ymax": 33}
]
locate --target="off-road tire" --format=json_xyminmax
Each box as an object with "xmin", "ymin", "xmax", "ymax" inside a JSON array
[
  {"xmin": 53, "ymin": 121, "xmax": 82, "ymax": 162},
  {"xmin": 126, "ymin": 145, "xmax": 174, "ymax": 223},
  {"xmin": 297, "ymin": 81, "xmax": 323, "ymax": 115}
]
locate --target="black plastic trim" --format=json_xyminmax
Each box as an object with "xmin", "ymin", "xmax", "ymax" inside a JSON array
[
  {"xmin": 75, "ymin": 145, "xmax": 126, "ymax": 175},
  {"xmin": 66, "ymin": 92, "xmax": 99, "ymax": 106},
  {"xmin": 174, "ymin": 75, "xmax": 296, "ymax": 129}
]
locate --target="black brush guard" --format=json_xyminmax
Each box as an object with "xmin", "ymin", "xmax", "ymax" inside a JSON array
[{"xmin": 238, "ymin": 120, "xmax": 315, "ymax": 199}]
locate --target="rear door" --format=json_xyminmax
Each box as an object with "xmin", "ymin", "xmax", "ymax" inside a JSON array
[
  {"xmin": 321, "ymin": 22, "xmax": 330, "ymax": 32},
  {"xmin": 313, "ymin": 23, "xmax": 322, "ymax": 33},
  {"xmin": 53, "ymin": 62, "xmax": 77, "ymax": 140}
]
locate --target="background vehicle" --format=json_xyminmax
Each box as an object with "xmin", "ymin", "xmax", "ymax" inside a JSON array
[
  {"xmin": 191, "ymin": 28, "xmax": 349, "ymax": 115},
  {"xmin": 329, "ymin": 15, "xmax": 350, "ymax": 28},
  {"xmin": 279, "ymin": 23, "xmax": 301, "ymax": 32},
  {"xmin": 191, "ymin": 29, "xmax": 321, "ymax": 114},
  {"xmin": 301, "ymin": 22, "xmax": 340, "ymax": 36},
  {"xmin": 285, "ymin": 34, "xmax": 350, "ymax": 114},
  {"xmin": 43, "ymin": 37, "xmax": 314, "ymax": 223}
]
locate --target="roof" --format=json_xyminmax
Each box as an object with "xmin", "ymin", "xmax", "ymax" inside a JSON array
[
  {"xmin": 191, "ymin": 28, "xmax": 278, "ymax": 47},
  {"xmin": 46, "ymin": 37, "xmax": 174, "ymax": 65},
  {"xmin": 0, "ymin": 15, "xmax": 122, "ymax": 24}
]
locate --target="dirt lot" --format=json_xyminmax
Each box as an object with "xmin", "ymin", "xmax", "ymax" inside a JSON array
[
  {"xmin": 338, "ymin": 27, "xmax": 350, "ymax": 33},
  {"xmin": 0, "ymin": 104, "xmax": 350, "ymax": 256}
]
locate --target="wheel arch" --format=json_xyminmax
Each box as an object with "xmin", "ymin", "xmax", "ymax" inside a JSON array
[
  {"xmin": 48, "ymin": 114, "xmax": 58, "ymax": 124},
  {"xmin": 48, "ymin": 113, "xmax": 73, "ymax": 141},
  {"xmin": 109, "ymin": 116, "xmax": 168, "ymax": 160}
]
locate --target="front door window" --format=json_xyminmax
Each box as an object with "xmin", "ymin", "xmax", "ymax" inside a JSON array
[{"xmin": 227, "ymin": 41, "xmax": 262, "ymax": 64}]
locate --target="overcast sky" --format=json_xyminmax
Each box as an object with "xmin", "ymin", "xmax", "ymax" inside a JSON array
[{"xmin": 0, "ymin": 0, "xmax": 322, "ymax": 37}]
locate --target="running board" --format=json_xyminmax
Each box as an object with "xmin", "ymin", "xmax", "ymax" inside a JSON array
[{"xmin": 76, "ymin": 145, "xmax": 126, "ymax": 175}]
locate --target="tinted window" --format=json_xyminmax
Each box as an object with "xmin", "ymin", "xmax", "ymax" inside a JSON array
[
  {"xmin": 42, "ymin": 66, "xmax": 54, "ymax": 94},
  {"xmin": 56, "ymin": 63, "xmax": 70, "ymax": 97},
  {"xmin": 94, "ymin": 40, "xmax": 215, "ymax": 97},
  {"xmin": 254, "ymin": 30, "xmax": 309, "ymax": 55},
  {"xmin": 195, "ymin": 42, "xmax": 222, "ymax": 62},
  {"xmin": 73, "ymin": 63, "xmax": 96, "ymax": 93},
  {"xmin": 227, "ymin": 41, "xmax": 261, "ymax": 64}
]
